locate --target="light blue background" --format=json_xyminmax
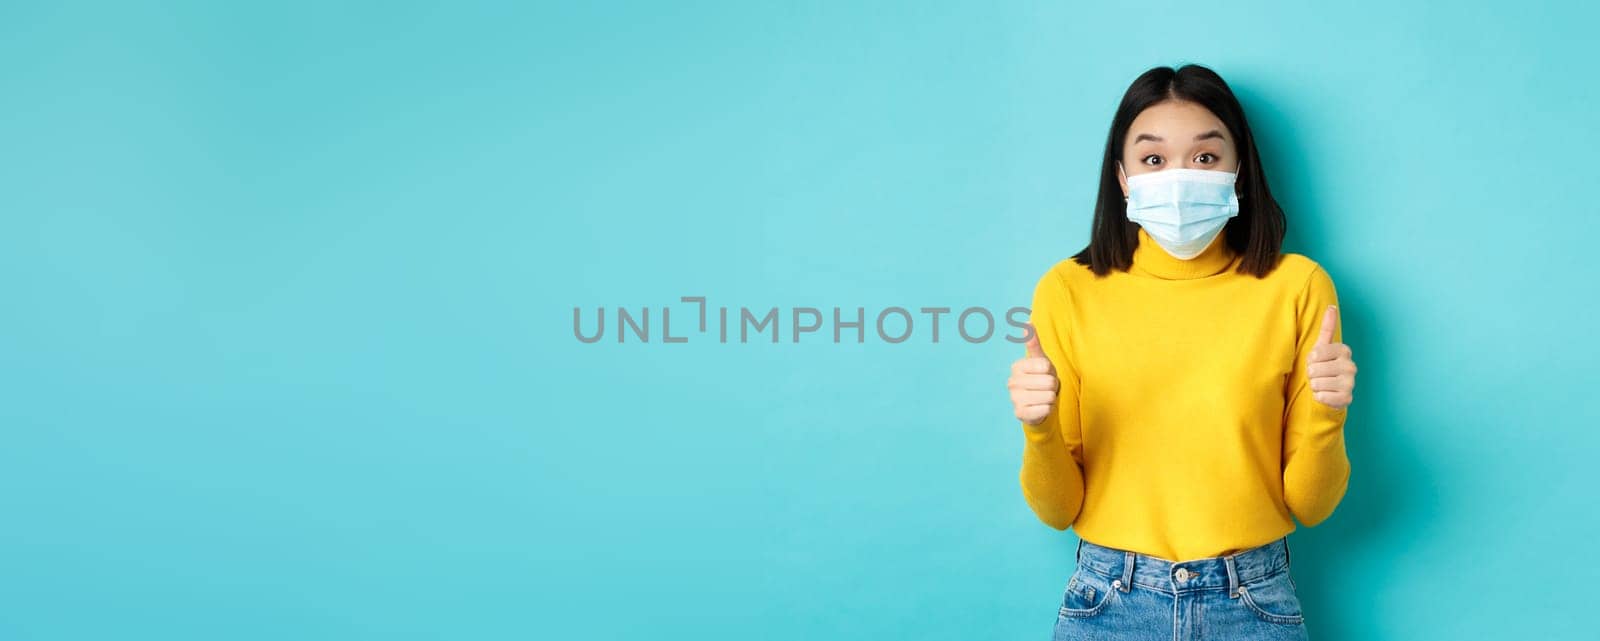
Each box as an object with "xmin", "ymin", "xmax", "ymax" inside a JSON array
[{"xmin": 3, "ymin": 2, "xmax": 1596, "ymax": 639}]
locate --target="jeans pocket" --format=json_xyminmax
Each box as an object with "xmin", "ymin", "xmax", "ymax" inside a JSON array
[
  {"xmin": 1235, "ymin": 568, "xmax": 1304, "ymax": 625},
  {"xmin": 1059, "ymin": 568, "xmax": 1117, "ymax": 619}
]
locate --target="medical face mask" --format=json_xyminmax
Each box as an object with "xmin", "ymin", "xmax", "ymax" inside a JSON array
[{"xmin": 1119, "ymin": 163, "xmax": 1241, "ymax": 260}]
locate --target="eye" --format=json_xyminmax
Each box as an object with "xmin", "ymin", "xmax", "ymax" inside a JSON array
[
  {"xmin": 1195, "ymin": 152, "xmax": 1218, "ymax": 164},
  {"xmin": 1141, "ymin": 155, "xmax": 1163, "ymax": 167}
]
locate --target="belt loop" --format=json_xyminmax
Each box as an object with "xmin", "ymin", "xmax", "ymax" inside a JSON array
[
  {"xmin": 1120, "ymin": 551, "xmax": 1134, "ymax": 592},
  {"xmin": 1224, "ymin": 553, "xmax": 1240, "ymax": 598}
]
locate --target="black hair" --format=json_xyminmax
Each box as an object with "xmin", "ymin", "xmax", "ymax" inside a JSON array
[{"xmin": 1071, "ymin": 64, "xmax": 1286, "ymax": 278}]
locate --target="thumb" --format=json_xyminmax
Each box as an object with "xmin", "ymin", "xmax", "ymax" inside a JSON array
[
  {"xmin": 1023, "ymin": 322, "xmax": 1045, "ymax": 358},
  {"xmin": 1314, "ymin": 305, "xmax": 1339, "ymax": 346}
]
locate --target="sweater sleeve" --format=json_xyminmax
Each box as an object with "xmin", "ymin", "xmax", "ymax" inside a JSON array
[
  {"xmin": 1281, "ymin": 264, "xmax": 1352, "ymax": 527},
  {"xmin": 1018, "ymin": 266, "xmax": 1086, "ymax": 531}
]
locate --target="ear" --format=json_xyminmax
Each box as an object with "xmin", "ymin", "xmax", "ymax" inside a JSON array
[{"xmin": 1116, "ymin": 161, "xmax": 1129, "ymax": 199}]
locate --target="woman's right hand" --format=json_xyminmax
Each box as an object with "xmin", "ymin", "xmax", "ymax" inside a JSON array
[{"xmin": 1009, "ymin": 323, "xmax": 1059, "ymax": 426}]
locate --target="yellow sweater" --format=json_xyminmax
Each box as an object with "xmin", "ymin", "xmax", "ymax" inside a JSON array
[{"xmin": 1020, "ymin": 226, "xmax": 1350, "ymax": 562}]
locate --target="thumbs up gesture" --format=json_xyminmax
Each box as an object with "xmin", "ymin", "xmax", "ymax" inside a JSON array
[
  {"xmin": 1308, "ymin": 305, "xmax": 1358, "ymax": 410},
  {"xmin": 1009, "ymin": 323, "xmax": 1060, "ymax": 426}
]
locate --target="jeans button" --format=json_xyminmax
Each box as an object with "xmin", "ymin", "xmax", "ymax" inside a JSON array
[{"xmin": 1175, "ymin": 568, "xmax": 1190, "ymax": 581}]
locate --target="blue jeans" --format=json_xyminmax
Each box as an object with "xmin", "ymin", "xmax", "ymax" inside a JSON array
[{"xmin": 1052, "ymin": 536, "xmax": 1310, "ymax": 641}]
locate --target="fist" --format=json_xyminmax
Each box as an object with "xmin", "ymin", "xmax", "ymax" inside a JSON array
[
  {"xmin": 1309, "ymin": 305, "xmax": 1357, "ymax": 409},
  {"xmin": 1009, "ymin": 323, "xmax": 1060, "ymax": 425}
]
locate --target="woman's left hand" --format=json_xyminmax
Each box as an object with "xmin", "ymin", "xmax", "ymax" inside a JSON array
[{"xmin": 1309, "ymin": 305, "xmax": 1357, "ymax": 410}]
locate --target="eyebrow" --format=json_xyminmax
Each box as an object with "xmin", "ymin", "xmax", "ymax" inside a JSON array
[{"xmin": 1133, "ymin": 129, "xmax": 1227, "ymax": 144}]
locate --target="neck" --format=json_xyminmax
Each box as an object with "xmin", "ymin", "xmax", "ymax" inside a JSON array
[{"xmin": 1129, "ymin": 226, "xmax": 1238, "ymax": 279}]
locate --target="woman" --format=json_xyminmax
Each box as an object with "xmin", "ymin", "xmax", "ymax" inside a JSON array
[{"xmin": 1006, "ymin": 64, "xmax": 1358, "ymax": 640}]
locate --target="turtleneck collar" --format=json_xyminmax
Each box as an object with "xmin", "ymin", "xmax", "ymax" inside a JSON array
[{"xmin": 1129, "ymin": 226, "xmax": 1239, "ymax": 280}]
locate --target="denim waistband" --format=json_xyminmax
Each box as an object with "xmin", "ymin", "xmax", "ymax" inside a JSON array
[{"xmin": 1074, "ymin": 536, "xmax": 1292, "ymax": 594}]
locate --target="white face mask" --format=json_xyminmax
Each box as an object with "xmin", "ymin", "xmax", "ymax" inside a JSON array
[{"xmin": 1119, "ymin": 163, "xmax": 1241, "ymax": 260}]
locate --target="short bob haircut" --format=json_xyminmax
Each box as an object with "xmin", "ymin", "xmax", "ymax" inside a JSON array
[{"xmin": 1072, "ymin": 64, "xmax": 1286, "ymax": 278}]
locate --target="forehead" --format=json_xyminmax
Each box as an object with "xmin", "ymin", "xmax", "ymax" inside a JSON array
[{"xmin": 1127, "ymin": 100, "xmax": 1230, "ymax": 144}]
